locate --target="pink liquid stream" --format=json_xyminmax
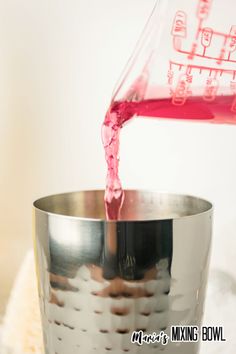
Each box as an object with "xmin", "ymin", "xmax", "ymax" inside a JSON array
[{"xmin": 102, "ymin": 95, "xmax": 236, "ymax": 220}]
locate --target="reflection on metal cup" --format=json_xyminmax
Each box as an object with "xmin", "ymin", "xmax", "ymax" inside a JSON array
[{"xmin": 33, "ymin": 190, "xmax": 213, "ymax": 354}]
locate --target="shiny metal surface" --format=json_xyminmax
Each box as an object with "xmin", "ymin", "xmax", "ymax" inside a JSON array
[{"xmin": 33, "ymin": 190, "xmax": 213, "ymax": 354}]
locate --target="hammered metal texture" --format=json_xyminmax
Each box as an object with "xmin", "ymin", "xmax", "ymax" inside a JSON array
[{"xmin": 34, "ymin": 190, "xmax": 212, "ymax": 354}]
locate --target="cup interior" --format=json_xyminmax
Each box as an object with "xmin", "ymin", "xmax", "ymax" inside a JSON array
[{"xmin": 34, "ymin": 190, "xmax": 213, "ymax": 221}]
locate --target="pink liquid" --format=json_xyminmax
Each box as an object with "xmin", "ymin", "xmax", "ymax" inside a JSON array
[{"xmin": 102, "ymin": 95, "xmax": 236, "ymax": 219}]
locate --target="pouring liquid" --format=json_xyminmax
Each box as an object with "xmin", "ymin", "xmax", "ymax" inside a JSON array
[{"xmin": 102, "ymin": 94, "xmax": 236, "ymax": 219}]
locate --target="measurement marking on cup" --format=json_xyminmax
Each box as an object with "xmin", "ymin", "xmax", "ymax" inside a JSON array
[
  {"xmin": 168, "ymin": 59, "xmax": 236, "ymax": 103},
  {"xmin": 201, "ymin": 27, "xmax": 213, "ymax": 51},
  {"xmin": 169, "ymin": 60, "xmax": 236, "ymax": 78},
  {"xmin": 171, "ymin": 11, "xmax": 187, "ymax": 38},
  {"xmin": 203, "ymin": 77, "xmax": 219, "ymax": 102},
  {"xmin": 216, "ymin": 33, "xmax": 228, "ymax": 65},
  {"xmin": 227, "ymin": 26, "xmax": 236, "ymax": 53},
  {"xmin": 197, "ymin": 0, "xmax": 212, "ymax": 20},
  {"xmin": 172, "ymin": 1, "xmax": 236, "ymax": 65},
  {"xmin": 172, "ymin": 74, "xmax": 191, "ymax": 106},
  {"xmin": 173, "ymin": 36, "xmax": 236, "ymax": 64}
]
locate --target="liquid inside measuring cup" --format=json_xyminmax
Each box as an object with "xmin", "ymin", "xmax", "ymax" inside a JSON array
[{"xmin": 109, "ymin": 95, "xmax": 236, "ymax": 122}]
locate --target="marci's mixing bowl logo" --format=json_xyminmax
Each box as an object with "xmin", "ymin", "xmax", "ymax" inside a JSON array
[{"xmin": 131, "ymin": 326, "xmax": 226, "ymax": 346}]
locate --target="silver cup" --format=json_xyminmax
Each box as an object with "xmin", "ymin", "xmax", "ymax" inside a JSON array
[{"xmin": 33, "ymin": 190, "xmax": 213, "ymax": 354}]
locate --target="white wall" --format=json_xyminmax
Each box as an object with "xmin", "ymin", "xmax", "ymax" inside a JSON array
[{"xmin": 0, "ymin": 0, "xmax": 235, "ymax": 313}]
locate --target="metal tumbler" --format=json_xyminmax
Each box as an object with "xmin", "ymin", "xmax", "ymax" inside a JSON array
[{"xmin": 33, "ymin": 190, "xmax": 213, "ymax": 354}]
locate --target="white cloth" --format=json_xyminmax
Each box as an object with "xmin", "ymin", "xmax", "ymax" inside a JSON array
[{"xmin": 0, "ymin": 251, "xmax": 43, "ymax": 354}]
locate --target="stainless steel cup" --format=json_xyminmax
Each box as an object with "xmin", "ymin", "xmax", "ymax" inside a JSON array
[{"xmin": 33, "ymin": 190, "xmax": 213, "ymax": 354}]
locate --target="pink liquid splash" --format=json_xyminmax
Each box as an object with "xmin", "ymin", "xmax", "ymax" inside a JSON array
[{"xmin": 102, "ymin": 94, "xmax": 236, "ymax": 220}]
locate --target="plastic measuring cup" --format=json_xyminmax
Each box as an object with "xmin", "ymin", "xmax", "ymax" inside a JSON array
[
  {"xmin": 102, "ymin": 0, "xmax": 236, "ymax": 220},
  {"xmin": 110, "ymin": 0, "xmax": 236, "ymax": 124}
]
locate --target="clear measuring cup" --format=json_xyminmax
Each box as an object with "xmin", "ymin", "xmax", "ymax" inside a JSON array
[{"xmin": 111, "ymin": 0, "xmax": 236, "ymax": 124}]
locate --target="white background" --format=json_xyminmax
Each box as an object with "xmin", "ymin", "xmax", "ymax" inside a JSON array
[{"xmin": 0, "ymin": 0, "xmax": 235, "ymax": 342}]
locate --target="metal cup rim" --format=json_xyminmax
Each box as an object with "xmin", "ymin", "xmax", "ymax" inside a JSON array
[{"xmin": 33, "ymin": 189, "xmax": 213, "ymax": 223}]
